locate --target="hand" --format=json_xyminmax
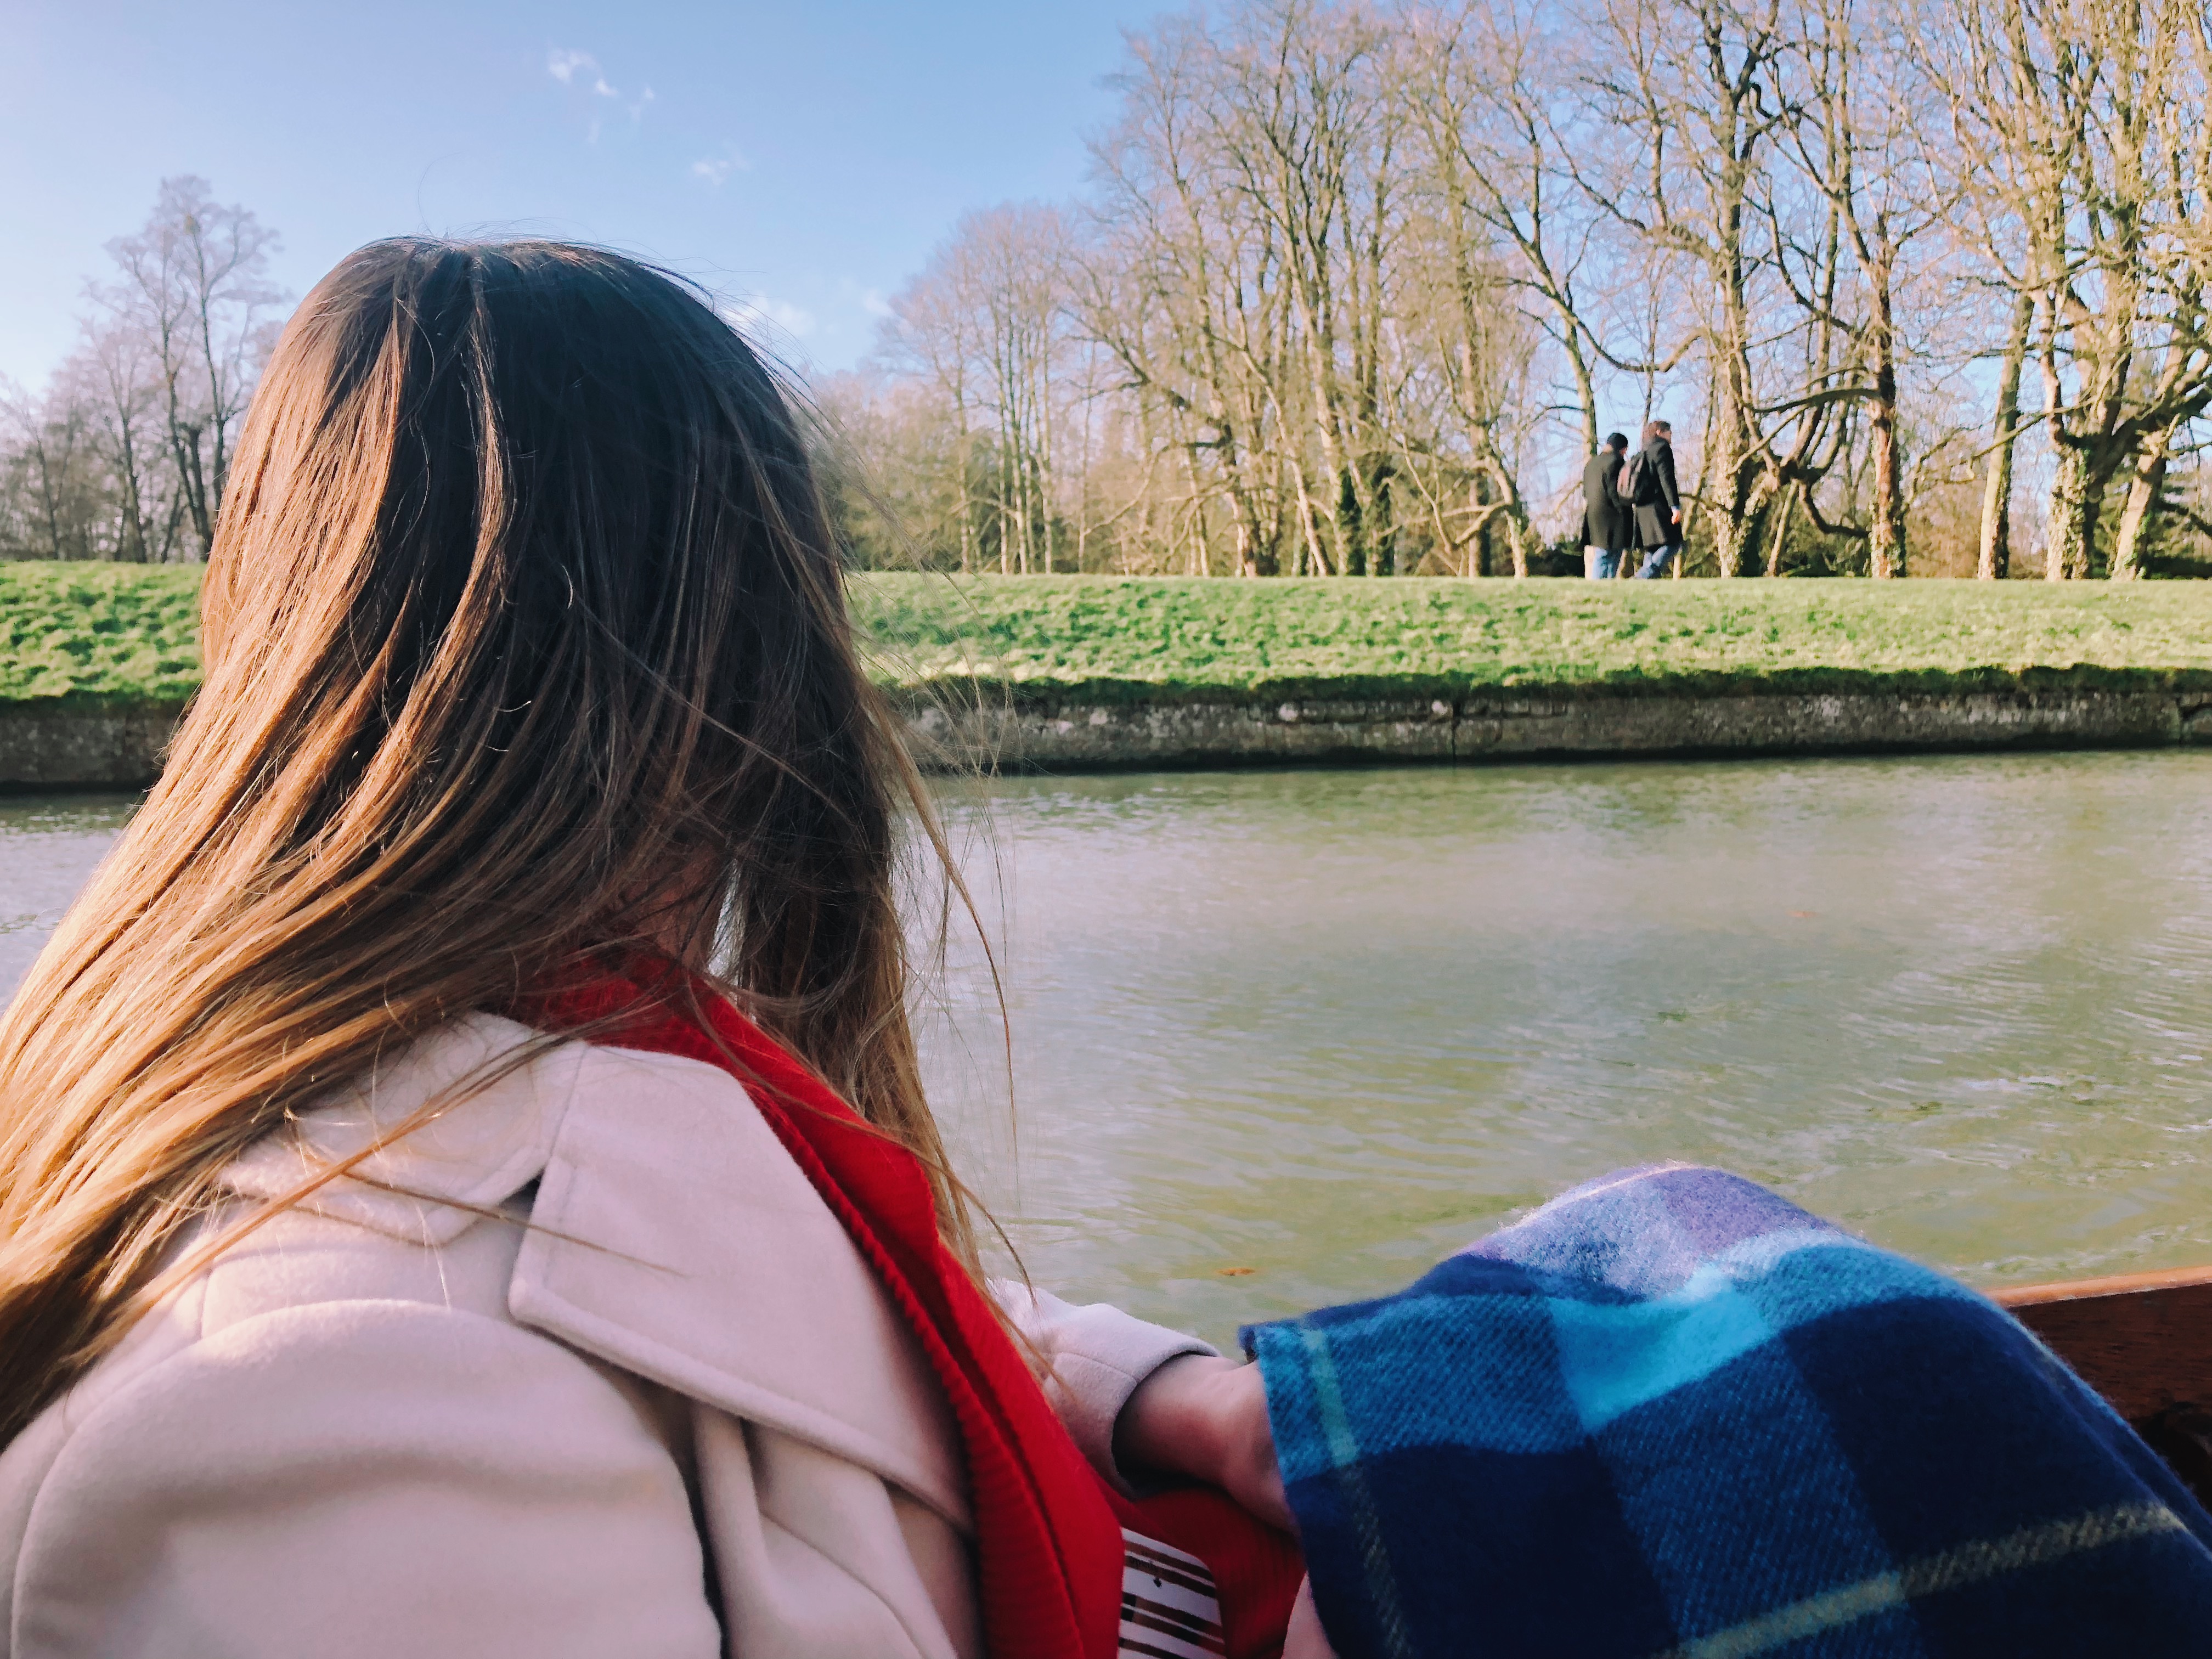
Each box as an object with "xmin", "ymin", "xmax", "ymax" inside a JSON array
[
  {"xmin": 1671, "ymin": 507, "xmax": 1682, "ymax": 524},
  {"xmin": 1285, "ymin": 1577, "xmax": 1339, "ymax": 1659},
  {"xmin": 1114, "ymin": 1354, "xmax": 1292, "ymax": 1531}
]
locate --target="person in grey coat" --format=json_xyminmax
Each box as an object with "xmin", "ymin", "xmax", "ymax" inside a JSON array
[
  {"xmin": 1629, "ymin": 419, "xmax": 1683, "ymax": 578},
  {"xmin": 1579, "ymin": 433, "xmax": 1632, "ymax": 579}
]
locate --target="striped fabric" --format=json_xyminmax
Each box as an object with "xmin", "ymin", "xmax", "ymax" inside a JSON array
[
  {"xmin": 1246, "ymin": 1164, "xmax": 2212, "ymax": 1657},
  {"xmin": 1120, "ymin": 1529, "xmax": 1227, "ymax": 1659}
]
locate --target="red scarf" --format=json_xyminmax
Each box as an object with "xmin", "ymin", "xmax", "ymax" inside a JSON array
[{"xmin": 524, "ymin": 966, "xmax": 1300, "ymax": 1659}]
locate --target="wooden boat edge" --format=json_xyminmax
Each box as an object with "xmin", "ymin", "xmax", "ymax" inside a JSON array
[
  {"xmin": 1994, "ymin": 1262, "xmax": 2212, "ymax": 1307},
  {"xmin": 1985, "ymin": 1265, "xmax": 2212, "ymax": 1509}
]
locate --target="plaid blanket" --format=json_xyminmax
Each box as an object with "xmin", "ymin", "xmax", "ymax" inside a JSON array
[{"xmin": 1245, "ymin": 1165, "xmax": 2212, "ymax": 1657}]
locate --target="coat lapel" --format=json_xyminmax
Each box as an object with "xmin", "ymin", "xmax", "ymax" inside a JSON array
[
  {"xmin": 221, "ymin": 1014, "xmax": 579, "ymax": 1248},
  {"xmin": 224, "ymin": 1019, "xmax": 970, "ymax": 1530},
  {"xmin": 507, "ymin": 1040, "xmax": 972, "ymax": 1528}
]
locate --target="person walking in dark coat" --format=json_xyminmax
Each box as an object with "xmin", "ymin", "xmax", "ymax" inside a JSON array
[
  {"xmin": 1629, "ymin": 419, "xmax": 1683, "ymax": 578},
  {"xmin": 1579, "ymin": 433, "xmax": 1632, "ymax": 579}
]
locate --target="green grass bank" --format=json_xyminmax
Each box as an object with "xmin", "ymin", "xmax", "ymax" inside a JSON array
[
  {"xmin": 855, "ymin": 573, "xmax": 2212, "ymax": 705},
  {"xmin": 7, "ymin": 565, "xmax": 2212, "ymax": 713},
  {"xmin": 0, "ymin": 564, "xmax": 202, "ymax": 711}
]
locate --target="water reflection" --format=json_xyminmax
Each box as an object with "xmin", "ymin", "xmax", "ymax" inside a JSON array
[
  {"xmin": 0, "ymin": 794, "xmax": 136, "ymax": 993},
  {"xmin": 5, "ymin": 756, "xmax": 2211, "ymax": 1353}
]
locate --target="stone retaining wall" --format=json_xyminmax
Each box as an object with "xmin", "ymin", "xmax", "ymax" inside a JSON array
[
  {"xmin": 905, "ymin": 686, "xmax": 2212, "ymax": 771},
  {"xmin": 0, "ymin": 709, "xmax": 183, "ymax": 788},
  {"xmin": 8, "ymin": 688, "xmax": 2212, "ymax": 788}
]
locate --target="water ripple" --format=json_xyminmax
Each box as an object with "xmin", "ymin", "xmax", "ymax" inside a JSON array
[{"xmin": 920, "ymin": 751, "xmax": 2212, "ymax": 1347}]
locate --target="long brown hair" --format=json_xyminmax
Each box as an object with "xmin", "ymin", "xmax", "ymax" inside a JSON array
[{"xmin": 0, "ymin": 239, "xmax": 966, "ymax": 1442}]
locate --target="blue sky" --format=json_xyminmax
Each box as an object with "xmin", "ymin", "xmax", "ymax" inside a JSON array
[{"xmin": 4, "ymin": 0, "xmax": 1150, "ymax": 390}]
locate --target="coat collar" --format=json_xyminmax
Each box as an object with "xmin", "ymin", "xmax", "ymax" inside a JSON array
[
  {"xmin": 223, "ymin": 1014, "xmax": 577, "ymax": 1246},
  {"xmin": 221, "ymin": 1015, "xmax": 969, "ymax": 1528}
]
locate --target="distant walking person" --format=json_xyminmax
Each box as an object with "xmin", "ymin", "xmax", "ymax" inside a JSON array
[
  {"xmin": 1579, "ymin": 432, "xmax": 1632, "ymax": 579},
  {"xmin": 1628, "ymin": 418, "xmax": 1683, "ymax": 578}
]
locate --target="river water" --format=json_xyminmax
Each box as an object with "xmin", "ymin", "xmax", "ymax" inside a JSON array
[{"xmin": 9, "ymin": 751, "xmax": 2212, "ymax": 1351}]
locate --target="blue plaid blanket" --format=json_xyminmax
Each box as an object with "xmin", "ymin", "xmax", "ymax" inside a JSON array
[{"xmin": 1245, "ymin": 1165, "xmax": 2212, "ymax": 1657}]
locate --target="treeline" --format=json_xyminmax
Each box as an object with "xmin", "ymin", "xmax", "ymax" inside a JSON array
[
  {"xmin": 1, "ymin": 179, "xmax": 281, "ymax": 563},
  {"xmin": 817, "ymin": 0, "xmax": 2212, "ymax": 579}
]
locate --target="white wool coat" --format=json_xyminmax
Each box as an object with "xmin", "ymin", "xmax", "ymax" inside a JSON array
[{"xmin": 0, "ymin": 1016, "xmax": 1212, "ymax": 1658}]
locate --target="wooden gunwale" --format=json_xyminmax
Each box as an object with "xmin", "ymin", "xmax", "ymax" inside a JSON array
[
  {"xmin": 1995, "ymin": 1265, "xmax": 2212, "ymax": 1508},
  {"xmin": 1996, "ymin": 1263, "xmax": 2212, "ymax": 1307}
]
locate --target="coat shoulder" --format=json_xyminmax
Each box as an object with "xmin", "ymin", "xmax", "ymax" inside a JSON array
[
  {"xmin": 0, "ymin": 1017, "xmax": 665, "ymax": 1657},
  {"xmin": 2, "ymin": 1296, "xmax": 716, "ymax": 1659}
]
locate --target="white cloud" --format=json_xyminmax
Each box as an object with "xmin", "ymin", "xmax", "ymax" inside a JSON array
[
  {"xmin": 718, "ymin": 294, "xmax": 817, "ymax": 340},
  {"xmin": 546, "ymin": 48, "xmax": 617, "ymax": 98},
  {"xmin": 834, "ymin": 278, "xmax": 896, "ymax": 326},
  {"xmin": 690, "ymin": 148, "xmax": 752, "ymax": 187}
]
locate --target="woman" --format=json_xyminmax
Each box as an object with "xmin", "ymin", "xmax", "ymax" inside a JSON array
[
  {"xmin": 1628, "ymin": 417, "xmax": 1682, "ymax": 579},
  {"xmin": 0, "ymin": 241, "xmax": 1311, "ymax": 1658}
]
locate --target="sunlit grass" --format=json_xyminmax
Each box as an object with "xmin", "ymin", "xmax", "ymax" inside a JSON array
[
  {"xmin": 0, "ymin": 563, "xmax": 201, "ymax": 708},
  {"xmin": 7, "ymin": 564, "xmax": 2212, "ymax": 709},
  {"xmin": 854, "ymin": 573, "xmax": 2212, "ymax": 702}
]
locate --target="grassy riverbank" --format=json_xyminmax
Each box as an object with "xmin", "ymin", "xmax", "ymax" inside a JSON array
[
  {"xmin": 856, "ymin": 573, "xmax": 2212, "ymax": 703},
  {"xmin": 8, "ymin": 564, "xmax": 2212, "ymax": 710},
  {"xmin": 0, "ymin": 563, "xmax": 201, "ymax": 709}
]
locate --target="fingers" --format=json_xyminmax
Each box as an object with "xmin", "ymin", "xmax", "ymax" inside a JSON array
[{"xmin": 1283, "ymin": 1577, "xmax": 1339, "ymax": 1659}]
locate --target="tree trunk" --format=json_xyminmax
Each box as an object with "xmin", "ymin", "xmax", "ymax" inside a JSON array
[
  {"xmin": 1336, "ymin": 471, "xmax": 1364, "ymax": 577},
  {"xmin": 1676, "ymin": 390, "xmax": 1719, "ymax": 580},
  {"xmin": 998, "ymin": 437, "xmax": 1014, "ymax": 575},
  {"xmin": 1186, "ymin": 445, "xmax": 1214, "ymax": 577},
  {"xmin": 1708, "ymin": 379, "xmax": 1758, "ymax": 577},
  {"xmin": 114, "ymin": 424, "xmax": 148, "ymax": 564},
  {"xmin": 1286, "ymin": 453, "xmax": 1329, "ymax": 576},
  {"xmin": 1231, "ymin": 466, "xmax": 1276, "ymax": 577},
  {"xmin": 2109, "ymin": 422, "xmax": 2177, "ymax": 580},
  {"xmin": 1865, "ymin": 252, "xmax": 1907, "ymax": 579},
  {"xmin": 1288, "ymin": 277, "xmax": 1358, "ymax": 578},
  {"xmin": 1037, "ymin": 355, "xmax": 1057, "ymax": 575},
  {"xmin": 955, "ymin": 390, "xmax": 977, "ymax": 575},
  {"xmin": 31, "ymin": 441, "xmax": 63, "ymax": 560},
  {"xmin": 1368, "ymin": 460, "xmax": 1396, "ymax": 577},
  {"xmin": 1564, "ymin": 330, "xmax": 1601, "ymax": 462},
  {"xmin": 1471, "ymin": 475, "xmax": 1493, "ymax": 577},
  {"xmin": 2044, "ymin": 447, "xmax": 2101, "ymax": 580},
  {"xmin": 1866, "ymin": 426, "xmax": 1905, "ymax": 577},
  {"xmin": 1764, "ymin": 483, "xmax": 1798, "ymax": 577},
  {"xmin": 168, "ymin": 403, "xmax": 212, "ymax": 555},
  {"xmin": 1977, "ymin": 292, "xmax": 2033, "ymax": 580},
  {"xmin": 1710, "ymin": 484, "xmax": 1756, "ymax": 577}
]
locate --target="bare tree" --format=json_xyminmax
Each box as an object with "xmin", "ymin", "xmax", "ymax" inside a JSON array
[
  {"xmin": 1195, "ymin": 0, "xmax": 1407, "ymax": 574},
  {"xmin": 67, "ymin": 310, "xmax": 171, "ymax": 563},
  {"xmin": 1085, "ymin": 14, "xmax": 1305, "ymax": 574},
  {"xmin": 103, "ymin": 176, "xmax": 281, "ymax": 555},
  {"xmin": 0, "ymin": 178, "xmax": 284, "ymax": 564},
  {"xmin": 1927, "ymin": 0, "xmax": 2212, "ymax": 580},
  {"xmin": 817, "ymin": 0, "xmax": 2212, "ymax": 584},
  {"xmin": 1974, "ymin": 292, "xmax": 2035, "ymax": 578},
  {"xmin": 1, "ymin": 383, "xmax": 98, "ymax": 560},
  {"xmin": 1579, "ymin": 0, "xmax": 1844, "ymax": 577},
  {"xmin": 1782, "ymin": 0, "xmax": 1954, "ymax": 576},
  {"xmin": 879, "ymin": 205, "xmax": 1080, "ymax": 575}
]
